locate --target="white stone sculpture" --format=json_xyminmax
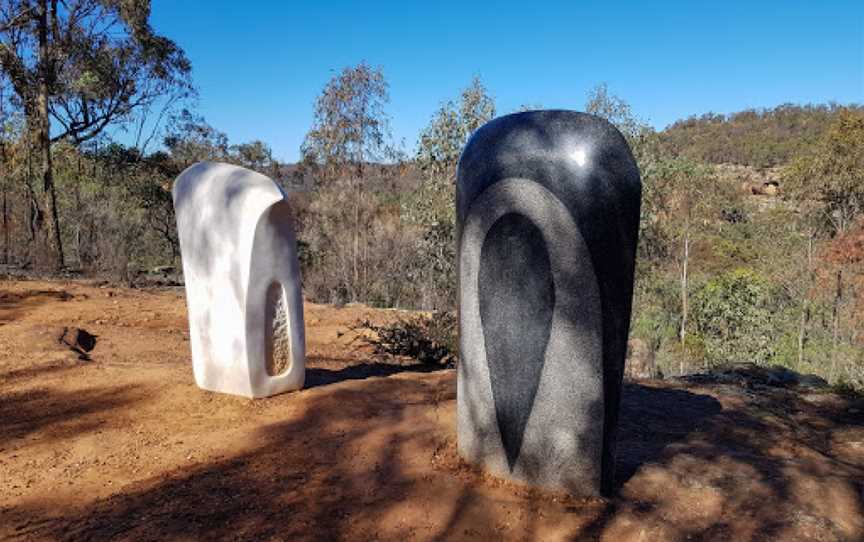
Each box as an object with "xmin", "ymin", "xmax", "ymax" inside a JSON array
[{"xmin": 173, "ymin": 161, "xmax": 305, "ymax": 398}]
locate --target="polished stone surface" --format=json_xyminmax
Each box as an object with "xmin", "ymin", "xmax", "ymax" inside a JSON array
[
  {"xmin": 457, "ymin": 110, "xmax": 641, "ymax": 496},
  {"xmin": 173, "ymin": 162, "xmax": 305, "ymax": 398}
]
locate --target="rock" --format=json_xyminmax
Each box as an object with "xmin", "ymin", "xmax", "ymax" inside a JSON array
[
  {"xmin": 797, "ymin": 373, "xmax": 829, "ymax": 390},
  {"xmin": 57, "ymin": 327, "xmax": 97, "ymax": 360},
  {"xmin": 625, "ymin": 338, "xmax": 655, "ymax": 379},
  {"xmin": 681, "ymin": 363, "xmax": 830, "ymax": 391},
  {"xmin": 456, "ymin": 111, "xmax": 641, "ymax": 497},
  {"xmin": 132, "ymin": 267, "xmax": 183, "ymax": 288}
]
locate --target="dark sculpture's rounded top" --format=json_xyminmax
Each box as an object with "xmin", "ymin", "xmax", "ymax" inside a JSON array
[{"xmin": 456, "ymin": 110, "xmax": 641, "ymax": 227}]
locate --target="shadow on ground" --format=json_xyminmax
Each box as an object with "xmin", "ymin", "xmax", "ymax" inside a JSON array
[
  {"xmin": 3, "ymin": 373, "xmax": 863, "ymax": 541},
  {"xmin": 305, "ymin": 358, "xmax": 443, "ymax": 389},
  {"xmin": 0, "ymin": 384, "xmax": 146, "ymax": 449},
  {"xmin": 615, "ymin": 383, "xmax": 723, "ymax": 486},
  {"xmin": 0, "ymin": 289, "xmax": 72, "ymax": 324}
]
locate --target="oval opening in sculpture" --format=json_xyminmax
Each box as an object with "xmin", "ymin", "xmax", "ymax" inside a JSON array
[{"xmin": 265, "ymin": 281, "xmax": 293, "ymax": 376}]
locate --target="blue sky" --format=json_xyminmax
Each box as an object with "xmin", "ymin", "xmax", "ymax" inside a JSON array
[{"xmin": 150, "ymin": 1, "xmax": 863, "ymax": 163}]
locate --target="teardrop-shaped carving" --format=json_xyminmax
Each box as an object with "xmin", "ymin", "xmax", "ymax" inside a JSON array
[{"xmin": 479, "ymin": 213, "xmax": 555, "ymax": 469}]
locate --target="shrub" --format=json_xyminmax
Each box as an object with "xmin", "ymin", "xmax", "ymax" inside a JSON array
[
  {"xmin": 298, "ymin": 178, "xmax": 423, "ymax": 307},
  {"xmin": 356, "ymin": 311, "xmax": 457, "ymax": 367},
  {"xmin": 692, "ymin": 268, "xmax": 779, "ymax": 366}
]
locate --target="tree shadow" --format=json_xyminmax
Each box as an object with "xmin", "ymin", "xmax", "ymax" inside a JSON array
[
  {"xmin": 591, "ymin": 383, "xmax": 864, "ymax": 540},
  {"xmin": 614, "ymin": 382, "xmax": 723, "ymax": 486},
  {"xmin": 0, "ymin": 361, "xmax": 82, "ymax": 384},
  {"xmin": 426, "ymin": 381, "xmax": 864, "ymax": 541},
  {"xmin": 0, "ymin": 289, "xmax": 72, "ymax": 323},
  {"xmin": 0, "ymin": 383, "xmax": 147, "ymax": 449},
  {"xmin": 5, "ymin": 376, "xmax": 451, "ymax": 541},
  {"xmin": 4, "ymin": 375, "xmax": 862, "ymax": 541},
  {"xmin": 305, "ymin": 359, "xmax": 444, "ymax": 389},
  {"xmin": 432, "ymin": 381, "xmax": 723, "ymax": 540}
]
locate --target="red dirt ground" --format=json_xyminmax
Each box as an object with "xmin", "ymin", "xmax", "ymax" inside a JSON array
[{"xmin": 1, "ymin": 280, "xmax": 862, "ymax": 541}]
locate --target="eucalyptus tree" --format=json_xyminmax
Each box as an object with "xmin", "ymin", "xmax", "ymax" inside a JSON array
[
  {"xmin": 410, "ymin": 77, "xmax": 495, "ymax": 308},
  {"xmin": 163, "ymin": 110, "xmax": 229, "ymax": 167},
  {"xmin": 0, "ymin": 0, "xmax": 191, "ymax": 270},
  {"xmin": 301, "ymin": 62, "xmax": 396, "ymax": 302},
  {"xmin": 638, "ymin": 155, "xmax": 721, "ymax": 373},
  {"xmin": 301, "ymin": 61, "xmax": 392, "ymax": 181},
  {"xmin": 784, "ymin": 109, "xmax": 864, "ymax": 375},
  {"xmin": 785, "ymin": 109, "xmax": 864, "ymax": 237},
  {"xmin": 230, "ymin": 140, "xmax": 276, "ymax": 178},
  {"xmin": 416, "ymin": 76, "xmax": 495, "ymax": 182},
  {"xmin": 585, "ymin": 83, "xmax": 647, "ymax": 143}
]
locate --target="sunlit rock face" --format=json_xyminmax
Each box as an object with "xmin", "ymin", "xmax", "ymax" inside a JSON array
[
  {"xmin": 173, "ymin": 162, "xmax": 305, "ymax": 398},
  {"xmin": 456, "ymin": 111, "xmax": 641, "ymax": 496}
]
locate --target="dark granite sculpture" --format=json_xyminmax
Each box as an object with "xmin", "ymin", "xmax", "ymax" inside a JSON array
[{"xmin": 456, "ymin": 110, "xmax": 641, "ymax": 496}]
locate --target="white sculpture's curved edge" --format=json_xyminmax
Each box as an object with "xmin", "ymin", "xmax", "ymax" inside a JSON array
[
  {"xmin": 244, "ymin": 199, "xmax": 306, "ymax": 397},
  {"xmin": 173, "ymin": 161, "xmax": 306, "ymax": 398}
]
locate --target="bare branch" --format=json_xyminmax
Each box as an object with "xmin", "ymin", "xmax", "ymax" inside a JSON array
[{"xmin": 0, "ymin": 5, "xmax": 35, "ymax": 34}]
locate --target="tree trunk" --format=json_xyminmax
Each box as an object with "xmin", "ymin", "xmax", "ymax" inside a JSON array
[
  {"xmin": 352, "ymin": 177, "xmax": 360, "ymax": 301},
  {"xmin": 796, "ymin": 308, "xmax": 807, "ymax": 370},
  {"xmin": 34, "ymin": 0, "xmax": 63, "ymax": 271},
  {"xmin": 354, "ymin": 125, "xmax": 364, "ymax": 303},
  {"xmin": 829, "ymin": 268, "xmax": 843, "ymax": 382},
  {"xmin": 27, "ymin": 188, "xmax": 36, "ymax": 245},
  {"xmin": 679, "ymin": 229, "xmax": 690, "ymax": 375},
  {"xmin": 26, "ymin": 148, "xmax": 39, "ymax": 246},
  {"xmin": 2, "ymin": 184, "xmax": 7, "ymax": 265},
  {"xmin": 74, "ymin": 180, "xmax": 83, "ymax": 268},
  {"xmin": 797, "ymin": 232, "xmax": 814, "ymax": 369},
  {"xmin": 0, "ymin": 143, "xmax": 7, "ymax": 265}
]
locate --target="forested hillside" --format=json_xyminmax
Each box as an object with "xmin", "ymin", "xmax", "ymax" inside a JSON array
[{"xmin": 658, "ymin": 103, "xmax": 862, "ymax": 167}]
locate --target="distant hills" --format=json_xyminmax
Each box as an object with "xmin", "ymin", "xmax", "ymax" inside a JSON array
[
  {"xmin": 278, "ymin": 103, "xmax": 862, "ymax": 177},
  {"xmin": 657, "ymin": 103, "xmax": 863, "ymax": 168}
]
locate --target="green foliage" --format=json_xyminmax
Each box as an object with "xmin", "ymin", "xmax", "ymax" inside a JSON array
[
  {"xmin": 0, "ymin": 0, "xmax": 193, "ymax": 145},
  {"xmin": 296, "ymin": 62, "xmax": 414, "ymax": 308},
  {"xmin": 658, "ymin": 104, "xmax": 859, "ymax": 167},
  {"xmin": 299, "ymin": 175, "xmax": 418, "ymax": 307},
  {"xmin": 783, "ymin": 108, "xmax": 864, "ymax": 235},
  {"xmin": 0, "ymin": 0, "xmax": 193, "ymax": 270},
  {"xmin": 692, "ymin": 269, "xmax": 780, "ymax": 366},
  {"xmin": 631, "ymin": 275, "xmax": 680, "ymax": 350},
  {"xmin": 404, "ymin": 77, "xmax": 496, "ymax": 309},
  {"xmin": 399, "ymin": 177, "xmax": 456, "ymax": 309},
  {"xmin": 163, "ymin": 110, "xmax": 229, "ymax": 166},
  {"xmin": 637, "ymin": 154, "xmax": 719, "ymax": 264},
  {"xmin": 47, "ymin": 142, "xmax": 173, "ymax": 281},
  {"xmin": 415, "ymin": 76, "xmax": 495, "ymax": 181},
  {"xmin": 706, "ymin": 219, "xmax": 763, "ymax": 272},
  {"xmin": 301, "ymin": 61, "xmax": 394, "ymax": 178},
  {"xmin": 585, "ymin": 83, "xmax": 648, "ymax": 143}
]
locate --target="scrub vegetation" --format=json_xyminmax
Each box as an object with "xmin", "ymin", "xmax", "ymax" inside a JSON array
[{"xmin": 0, "ymin": 6, "xmax": 861, "ymax": 387}]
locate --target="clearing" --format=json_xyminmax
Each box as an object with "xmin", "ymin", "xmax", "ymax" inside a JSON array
[{"xmin": 0, "ymin": 280, "xmax": 862, "ymax": 541}]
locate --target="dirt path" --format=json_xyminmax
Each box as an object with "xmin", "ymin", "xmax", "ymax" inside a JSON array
[{"xmin": 1, "ymin": 280, "xmax": 862, "ymax": 541}]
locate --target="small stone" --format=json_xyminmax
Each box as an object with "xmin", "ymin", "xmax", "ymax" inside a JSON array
[{"xmin": 56, "ymin": 326, "xmax": 97, "ymax": 360}]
